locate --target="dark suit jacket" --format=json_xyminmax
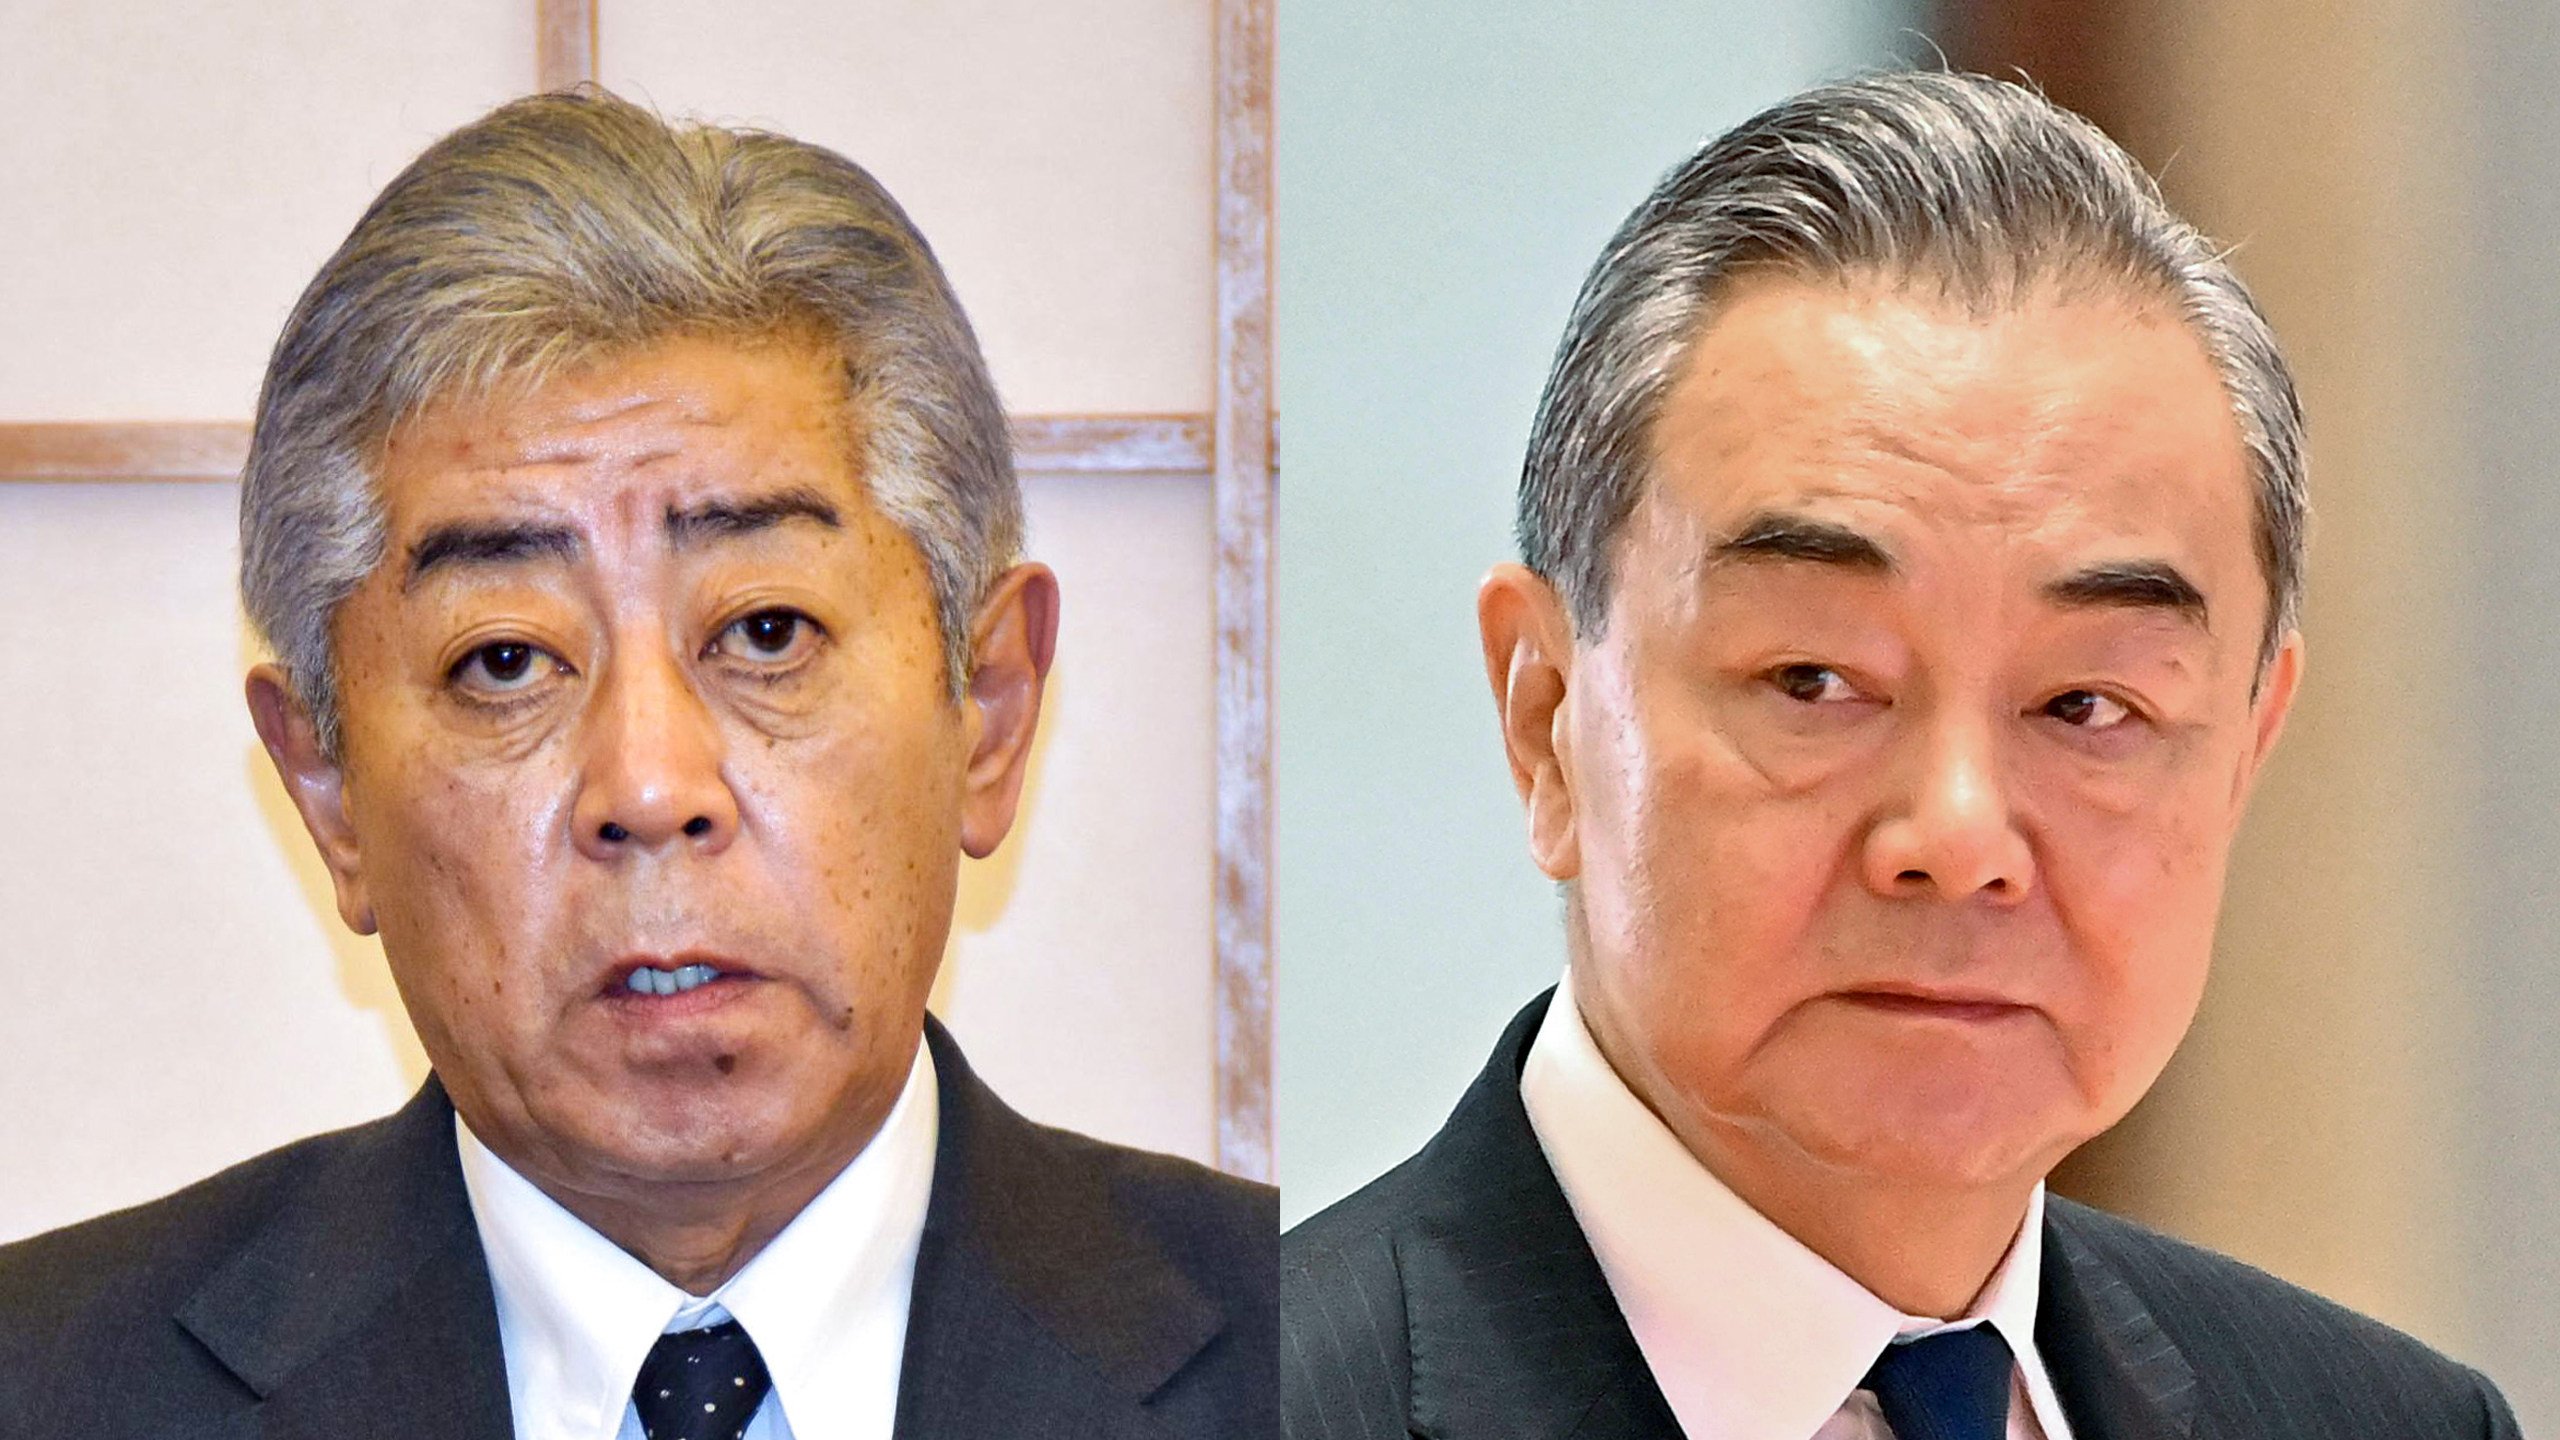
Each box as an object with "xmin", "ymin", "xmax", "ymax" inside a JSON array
[
  {"xmin": 0, "ymin": 1019, "xmax": 1276, "ymax": 1439},
  {"xmin": 1282, "ymin": 991, "xmax": 2520, "ymax": 1440}
]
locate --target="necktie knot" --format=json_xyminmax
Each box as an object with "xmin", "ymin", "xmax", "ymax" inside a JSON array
[
  {"xmin": 632, "ymin": 1319, "xmax": 772, "ymax": 1440},
  {"xmin": 1862, "ymin": 1323, "xmax": 2014, "ymax": 1440}
]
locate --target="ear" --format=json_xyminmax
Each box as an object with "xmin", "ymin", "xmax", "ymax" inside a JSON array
[
  {"xmin": 2234, "ymin": 629, "xmax": 2305, "ymax": 808},
  {"xmin": 246, "ymin": 664, "xmax": 377, "ymax": 935},
  {"xmin": 1478, "ymin": 564, "xmax": 1581, "ymax": 881},
  {"xmin": 957, "ymin": 562, "xmax": 1060, "ymax": 859}
]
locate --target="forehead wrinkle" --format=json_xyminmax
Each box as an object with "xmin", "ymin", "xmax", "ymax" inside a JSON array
[{"xmin": 459, "ymin": 374, "xmax": 749, "ymax": 469}]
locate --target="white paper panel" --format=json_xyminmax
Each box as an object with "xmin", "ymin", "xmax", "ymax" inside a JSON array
[
  {"xmin": 935, "ymin": 471, "xmax": 1217, "ymax": 1162},
  {"xmin": 0, "ymin": 469, "xmax": 1213, "ymax": 1241},
  {"xmin": 602, "ymin": 0, "xmax": 1216, "ymax": 415},
  {"xmin": 0, "ymin": 482, "xmax": 420, "ymax": 1238},
  {"xmin": 0, "ymin": 0, "xmax": 534, "ymax": 421}
]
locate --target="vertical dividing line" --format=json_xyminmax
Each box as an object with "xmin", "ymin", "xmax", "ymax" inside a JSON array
[
  {"xmin": 1211, "ymin": 0, "xmax": 1276, "ymax": 1181},
  {"xmin": 536, "ymin": 0, "xmax": 600, "ymax": 90}
]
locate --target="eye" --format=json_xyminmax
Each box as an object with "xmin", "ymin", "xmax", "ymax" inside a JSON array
[
  {"xmin": 450, "ymin": 640, "xmax": 561, "ymax": 694},
  {"xmin": 710, "ymin": 608, "xmax": 822, "ymax": 665},
  {"xmin": 1768, "ymin": 663, "xmax": 1857, "ymax": 705},
  {"xmin": 2041, "ymin": 688, "xmax": 2133, "ymax": 729}
]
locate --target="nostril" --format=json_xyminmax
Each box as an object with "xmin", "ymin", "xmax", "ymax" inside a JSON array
[
  {"xmin": 599, "ymin": 822, "xmax": 630, "ymax": 843},
  {"xmin": 1899, "ymin": 869, "xmax": 1929, "ymax": 884},
  {"xmin": 683, "ymin": 816, "xmax": 712, "ymax": 838}
]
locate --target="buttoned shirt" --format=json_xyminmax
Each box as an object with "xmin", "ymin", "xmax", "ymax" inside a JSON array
[
  {"xmin": 457, "ymin": 1040, "xmax": 938, "ymax": 1440},
  {"xmin": 1519, "ymin": 972, "xmax": 2076, "ymax": 1440}
]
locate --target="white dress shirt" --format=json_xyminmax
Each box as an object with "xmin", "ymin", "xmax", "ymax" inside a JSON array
[
  {"xmin": 456, "ymin": 1040, "xmax": 939, "ymax": 1440},
  {"xmin": 1519, "ymin": 971, "xmax": 2076, "ymax": 1440}
]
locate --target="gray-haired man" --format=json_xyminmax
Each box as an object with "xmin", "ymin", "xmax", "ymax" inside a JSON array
[
  {"xmin": 0, "ymin": 90, "xmax": 1273, "ymax": 1439},
  {"xmin": 1282, "ymin": 72, "xmax": 2516, "ymax": 1439}
]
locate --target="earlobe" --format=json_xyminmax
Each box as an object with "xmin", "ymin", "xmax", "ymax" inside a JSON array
[
  {"xmin": 1478, "ymin": 565, "xmax": 1581, "ymax": 881},
  {"xmin": 957, "ymin": 563, "xmax": 1060, "ymax": 859},
  {"xmin": 245, "ymin": 665, "xmax": 377, "ymax": 936}
]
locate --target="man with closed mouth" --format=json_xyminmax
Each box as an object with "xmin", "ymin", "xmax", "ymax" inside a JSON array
[{"xmin": 1282, "ymin": 70, "xmax": 2517, "ymax": 1440}]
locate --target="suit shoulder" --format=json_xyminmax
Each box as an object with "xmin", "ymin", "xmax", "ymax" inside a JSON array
[
  {"xmin": 1283, "ymin": 1143, "xmax": 1433, "ymax": 1265},
  {"xmin": 2049, "ymin": 1198, "xmax": 2517, "ymax": 1433},
  {"xmin": 0, "ymin": 1124, "xmax": 353, "ymax": 1321},
  {"xmin": 1279, "ymin": 1161, "xmax": 1427, "ymax": 1440},
  {"xmin": 1280, "ymin": 1143, "xmax": 1433, "ymax": 1321},
  {"xmin": 1019, "ymin": 1118, "xmax": 1277, "ymax": 1305},
  {"xmin": 0, "ymin": 1112, "xmax": 398, "ymax": 1397},
  {"xmin": 982, "ymin": 1117, "xmax": 1278, "ymax": 1434}
]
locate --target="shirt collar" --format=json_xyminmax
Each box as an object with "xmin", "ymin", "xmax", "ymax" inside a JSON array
[
  {"xmin": 1519, "ymin": 971, "xmax": 2068, "ymax": 1440},
  {"xmin": 457, "ymin": 1039, "xmax": 939, "ymax": 1440}
]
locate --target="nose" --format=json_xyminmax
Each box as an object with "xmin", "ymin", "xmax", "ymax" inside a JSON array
[
  {"xmin": 1860, "ymin": 712, "xmax": 2034, "ymax": 904},
  {"xmin": 571, "ymin": 645, "xmax": 739, "ymax": 859}
]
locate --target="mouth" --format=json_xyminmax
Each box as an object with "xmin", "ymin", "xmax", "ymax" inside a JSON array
[
  {"xmin": 603, "ymin": 954, "xmax": 762, "ymax": 1000},
  {"xmin": 1832, "ymin": 985, "xmax": 2033, "ymax": 1022}
]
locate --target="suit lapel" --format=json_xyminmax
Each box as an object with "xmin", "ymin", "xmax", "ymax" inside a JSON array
[
  {"xmin": 893, "ymin": 1021, "xmax": 1224, "ymax": 1440},
  {"xmin": 2036, "ymin": 1201, "xmax": 2199, "ymax": 1440},
  {"xmin": 1402, "ymin": 993, "xmax": 1682, "ymax": 1440},
  {"xmin": 172, "ymin": 1078, "xmax": 512, "ymax": 1440}
]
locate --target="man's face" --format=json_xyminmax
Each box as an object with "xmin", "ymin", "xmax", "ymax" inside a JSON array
[
  {"xmin": 252, "ymin": 334, "xmax": 1051, "ymax": 1208},
  {"xmin": 1487, "ymin": 276, "xmax": 2299, "ymax": 1196}
]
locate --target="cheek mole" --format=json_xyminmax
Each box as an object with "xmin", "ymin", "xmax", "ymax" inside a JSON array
[{"xmin": 714, "ymin": 1053, "xmax": 737, "ymax": 1075}]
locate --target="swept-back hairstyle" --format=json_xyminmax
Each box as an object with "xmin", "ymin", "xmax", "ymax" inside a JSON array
[
  {"xmin": 1518, "ymin": 70, "xmax": 2305, "ymax": 668},
  {"xmin": 240, "ymin": 88, "xmax": 1017, "ymax": 755}
]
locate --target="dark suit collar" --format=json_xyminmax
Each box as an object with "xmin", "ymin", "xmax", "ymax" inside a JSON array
[
  {"xmin": 173, "ymin": 1075, "xmax": 512, "ymax": 1440},
  {"xmin": 2037, "ymin": 1200, "xmax": 2200, "ymax": 1440},
  {"xmin": 894, "ymin": 1017, "xmax": 1225, "ymax": 1439},
  {"xmin": 1399, "ymin": 990, "xmax": 1682, "ymax": 1440}
]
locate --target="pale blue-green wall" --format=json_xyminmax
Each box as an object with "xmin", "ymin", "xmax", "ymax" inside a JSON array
[{"xmin": 1274, "ymin": 1, "xmax": 1921, "ymax": 1223}]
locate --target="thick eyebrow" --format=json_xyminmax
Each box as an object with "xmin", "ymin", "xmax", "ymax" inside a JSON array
[
  {"xmin": 665, "ymin": 485, "xmax": 843, "ymax": 548},
  {"xmin": 1708, "ymin": 512, "xmax": 1896, "ymax": 574},
  {"xmin": 403, "ymin": 521, "xmax": 582, "ymax": 591},
  {"xmin": 2045, "ymin": 561, "xmax": 2211, "ymax": 628}
]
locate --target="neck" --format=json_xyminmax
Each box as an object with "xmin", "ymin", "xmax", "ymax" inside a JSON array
[
  {"xmin": 470, "ymin": 1085, "xmax": 902, "ymax": 1296},
  {"xmin": 550, "ymin": 1168, "xmax": 843, "ymax": 1294},
  {"xmin": 1691, "ymin": 1135, "xmax": 2035, "ymax": 1317}
]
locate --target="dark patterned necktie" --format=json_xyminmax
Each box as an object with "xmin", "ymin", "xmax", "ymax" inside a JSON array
[
  {"xmin": 631, "ymin": 1319, "xmax": 773, "ymax": 1440},
  {"xmin": 1862, "ymin": 1323, "xmax": 2014, "ymax": 1440}
]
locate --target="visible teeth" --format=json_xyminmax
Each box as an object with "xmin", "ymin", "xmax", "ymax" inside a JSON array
[{"xmin": 623, "ymin": 963, "xmax": 722, "ymax": 996}]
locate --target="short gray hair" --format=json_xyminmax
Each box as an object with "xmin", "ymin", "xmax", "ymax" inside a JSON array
[
  {"xmin": 241, "ymin": 87, "xmax": 1018, "ymax": 756},
  {"xmin": 1519, "ymin": 70, "xmax": 2306, "ymax": 669}
]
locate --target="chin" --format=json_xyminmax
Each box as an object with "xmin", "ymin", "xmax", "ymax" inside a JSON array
[
  {"xmin": 573, "ymin": 1088, "xmax": 816, "ymax": 1184},
  {"xmin": 1760, "ymin": 1064, "xmax": 2092, "ymax": 1193}
]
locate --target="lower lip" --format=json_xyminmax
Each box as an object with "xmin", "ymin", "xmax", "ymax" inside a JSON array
[
  {"xmin": 1834, "ymin": 992, "xmax": 2030, "ymax": 1023},
  {"xmin": 599, "ymin": 973, "xmax": 762, "ymax": 1021}
]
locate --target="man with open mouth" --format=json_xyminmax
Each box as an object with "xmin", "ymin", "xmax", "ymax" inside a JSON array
[{"xmin": 0, "ymin": 88, "xmax": 1273, "ymax": 1440}]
